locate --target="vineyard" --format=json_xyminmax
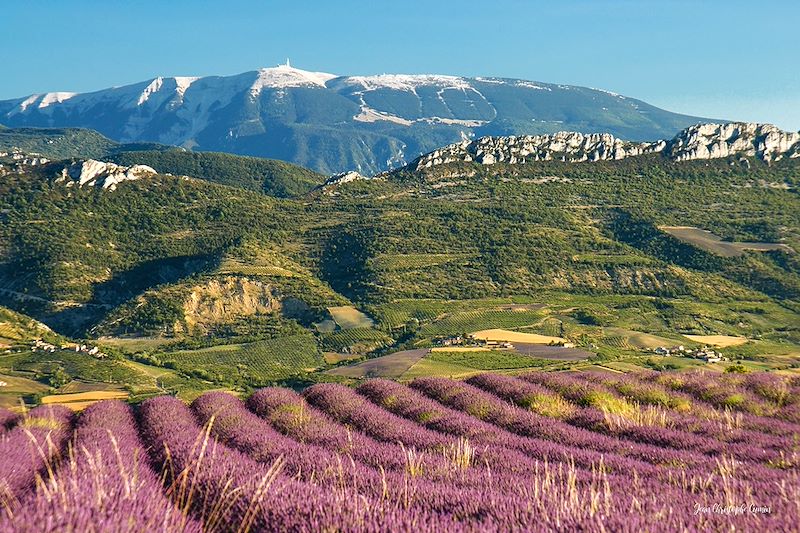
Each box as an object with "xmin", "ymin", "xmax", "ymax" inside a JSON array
[
  {"xmin": 320, "ymin": 328, "xmax": 393, "ymax": 352},
  {"xmin": 0, "ymin": 370, "xmax": 797, "ymax": 531},
  {"xmin": 370, "ymin": 297, "xmax": 541, "ymax": 330},
  {"xmin": 419, "ymin": 309, "xmax": 546, "ymax": 337},
  {"xmin": 167, "ymin": 334, "xmax": 321, "ymax": 384}
]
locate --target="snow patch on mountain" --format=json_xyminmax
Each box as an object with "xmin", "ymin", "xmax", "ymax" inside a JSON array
[
  {"xmin": 346, "ymin": 74, "xmax": 472, "ymax": 92},
  {"xmin": 249, "ymin": 63, "xmax": 337, "ymax": 97},
  {"xmin": 137, "ymin": 77, "xmax": 164, "ymax": 106},
  {"xmin": 353, "ymin": 106, "xmax": 413, "ymax": 126},
  {"xmin": 39, "ymin": 92, "xmax": 78, "ymax": 108},
  {"xmin": 515, "ymin": 81, "xmax": 551, "ymax": 91},
  {"xmin": 174, "ymin": 76, "xmax": 200, "ymax": 99}
]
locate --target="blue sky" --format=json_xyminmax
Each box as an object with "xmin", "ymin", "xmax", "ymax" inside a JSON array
[{"xmin": 2, "ymin": 0, "xmax": 798, "ymax": 129}]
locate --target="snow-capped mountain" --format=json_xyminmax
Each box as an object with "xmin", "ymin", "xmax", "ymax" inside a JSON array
[{"xmin": 0, "ymin": 62, "xmax": 714, "ymax": 174}]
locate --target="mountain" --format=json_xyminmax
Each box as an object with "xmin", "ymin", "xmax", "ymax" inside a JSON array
[{"xmin": 0, "ymin": 63, "xmax": 716, "ymax": 175}]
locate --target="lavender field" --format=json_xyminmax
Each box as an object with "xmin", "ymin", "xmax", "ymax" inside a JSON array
[{"xmin": 0, "ymin": 370, "xmax": 798, "ymax": 532}]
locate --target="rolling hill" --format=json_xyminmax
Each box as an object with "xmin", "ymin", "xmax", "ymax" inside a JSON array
[
  {"xmin": 0, "ymin": 126, "xmax": 326, "ymax": 197},
  {"xmin": 0, "ymin": 122, "xmax": 798, "ymax": 394}
]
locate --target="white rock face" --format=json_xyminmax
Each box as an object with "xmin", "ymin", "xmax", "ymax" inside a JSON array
[
  {"xmin": 412, "ymin": 122, "xmax": 800, "ymax": 170},
  {"xmin": 56, "ymin": 159, "xmax": 157, "ymax": 190},
  {"xmin": 414, "ymin": 132, "xmax": 665, "ymax": 170},
  {"xmin": 323, "ymin": 170, "xmax": 370, "ymax": 186},
  {"xmin": 668, "ymin": 123, "xmax": 800, "ymax": 162}
]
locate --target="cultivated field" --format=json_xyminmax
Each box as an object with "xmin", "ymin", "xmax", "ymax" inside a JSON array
[
  {"xmin": 512, "ymin": 343, "xmax": 591, "ymax": 360},
  {"xmin": 40, "ymin": 390, "xmax": 129, "ymax": 411},
  {"xmin": 327, "ymin": 306, "xmax": 375, "ymax": 329},
  {"xmin": 684, "ymin": 334, "xmax": 749, "ymax": 347},
  {"xmin": 320, "ymin": 328, "xmax": 392, "ymax": 353},
  {"xmin": 470, "ymin": 328, "xmax": 567, "ymax": 345},
  {"xmin": 168, "ymin": 334, "xmax": 322, "ymax": 383},
  {"xmin": 661, "ymin": 226, "xmax": 793, "ymax": 257},
  {"xmin": 326, "ymin": 349, "xmax": 429, "ymax": 378},
  {"xmin": 0, "ymin": 370, "xmax": 797, "ymax": 531}
]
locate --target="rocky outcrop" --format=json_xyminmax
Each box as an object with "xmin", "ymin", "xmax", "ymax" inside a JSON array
[
  {"xmin": 415, "ymin": 132, "xmax": 665, "ymax": 170},
  {"xmin": 0, "ymin": 149, "xmax": 50, "ymax": 176},
  {"xmin": 410, "ymin": 122, "xmax": 800, "ymax": 171},
  {"xmin": 179, "ymin": 276, "xmax": 280, "ymax": 335},
  {"xmin": 323, "ymin": 170, "xmax": 370, "ymax": 186},
  {"xmin": 667, "ymin": 123, "xmax": 800, "ymax": 162},
  {"xmin": 55, "ymin": 159, "xmax": 157, "ymax": 190}
]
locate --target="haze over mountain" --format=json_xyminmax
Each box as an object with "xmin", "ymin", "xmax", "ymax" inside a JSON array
[{"xmin": 0, "ymin": 63, "xmax": 715, "ymax": 175}]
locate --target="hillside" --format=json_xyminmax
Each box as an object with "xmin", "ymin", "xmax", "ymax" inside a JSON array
[
  {"xmin": 0, "ymin": 126, "xmax": 326, "ymax": 197},
  {"xmin": 0, "ymin": 127, "xmax": 118, "ymax": 159},
  {"xmin": 0, "ymin": 122, "xmax": 798, "ymax": 396},
  {"xmin": 0, "ymin": 63, "xmax": 714, "ymax": 174},
  {"xmin": 107, "ymin": 150, "xmax": 325, "ymax": 197}
]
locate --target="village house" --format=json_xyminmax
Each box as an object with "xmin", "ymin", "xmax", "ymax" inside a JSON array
[{"xmin": 653, "ymin": 344, "xmax": 726, "ymax": 363}]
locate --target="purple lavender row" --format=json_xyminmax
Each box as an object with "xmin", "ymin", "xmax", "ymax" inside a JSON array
[
  {"xmin": 706, "ymin": 372, "xmax": 800, "ymax": 425},
  {"xmin": 303, "ymin": 383, "xmax": 566, "ymax": 480},
  {"xmin": 268, "ymin": 385, "xmax": 797, "ymax": 532},
  {"xmin": 0, "ymin": 405, "xmax": 72, "ymax": 515},
  {"xmin": 649, "ymin": 371, "xmax": 778, "ymax": 417},
  {"xmin": 516, "ymin": 372, "xmax": 792, "ymax": 465},
  {"xmin": 568, "ymin": 371, "xmax": 795, "ymax": 458},
  {"xmin": 1, "ymin": 400, "xmax": 200, "ymax": 532},
  {"xmin": 251, "ymin": 386, "xmax": 649, "ymax": 492},
  {"xmin": 139, "ymin": 395, "xmax": 462, "ymax": 532},
  {"xmin": 304, "ymin": 383, "xmax": 450, "ymax": 448},
  {"xmin": 356, "ymin": 378, "xmax": 662, "ymax": 478},
  {"xmin": 723, "ymin": 372, "xmax": 800, "ymax": 410},
  {"xmin": 411, "ymin": 376, "xmax": 704, "ymax": 469},
  {"xmin": 603, "ymin": 371, "xmax": 800, "ymax": 438},
  {"xmin": 251, "ymin": 388, "xmax": 735, "ymax": 531},
  {"xmin": 247, "ymin": 387, "xmax": 411, "ymax": 472},
  {"xmin": 417, "ymin": 376, "xmax": 798, "ymax": 502},
  {"xmin": 249, "ymin": 387, "xmax": 568, "ymax": 493},
  {"xmin": 195, "ymin": 391, "xmax": 562, "ymax": 528}
]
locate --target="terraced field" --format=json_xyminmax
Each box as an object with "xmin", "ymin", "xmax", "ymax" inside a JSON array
[{"xmin": 0, "ymin": 370, "xmax": 797, "ymax": 531}]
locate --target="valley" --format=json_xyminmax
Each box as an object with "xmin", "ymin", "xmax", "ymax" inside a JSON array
[
  {"xmin": 0, "ymin": 122, "xmax": 798, "ymax": 411},
  {"xmin": 3, "ymin": 4, "xmax": 798, "ymax": 530}
]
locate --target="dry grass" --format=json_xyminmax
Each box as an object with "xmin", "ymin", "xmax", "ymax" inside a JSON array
[
  {"xmin": 470, "ymin": 329, "xmax": 567, "ymax": 345},
  {"xmin": 683, "ymin": 334, "xmax": 748, "ymax": 347},
  {"xmin": 41, "ymin": 391, "xmax": 129, "ymax": 411}
]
